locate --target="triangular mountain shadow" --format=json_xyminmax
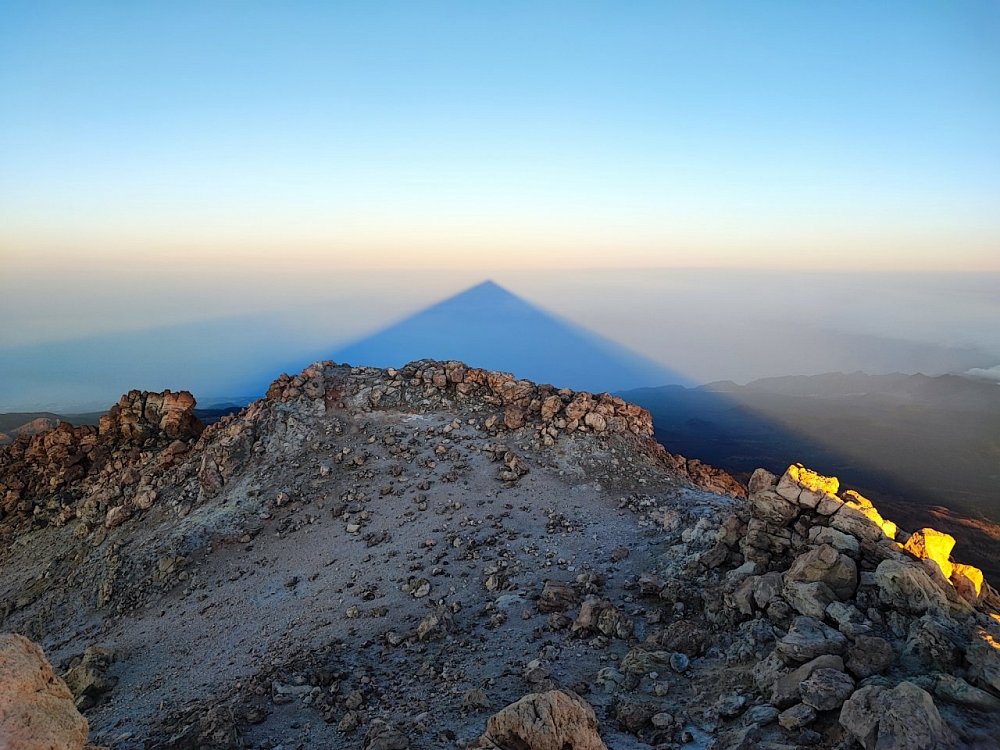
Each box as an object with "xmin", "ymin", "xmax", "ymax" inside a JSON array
[{"xmin": 333, "ymin": 280, "xmax": 692, "ymax": 392}]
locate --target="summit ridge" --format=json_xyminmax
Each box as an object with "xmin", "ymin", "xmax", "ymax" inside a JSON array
[{"xmin": 0, "ymin": 359, "xmax": 997, "ymax": 749}]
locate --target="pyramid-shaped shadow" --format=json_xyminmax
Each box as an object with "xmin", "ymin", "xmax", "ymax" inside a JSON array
[{"xmin": 333, "ymin": 280, "xmax": 694, "ymax": 392}]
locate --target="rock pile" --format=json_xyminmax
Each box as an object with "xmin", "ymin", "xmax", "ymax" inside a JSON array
[
  {"xmin": 695, "ymin": 463, "xmax": 1000, "ymax": 747},
  {"xmin": 267, "ymin": 359, "xmax": 655, "ymax": 439},
  {"xmin": 264, "ymin": 360, "xmax": 744, "ymax": 497},
  {"xmin": 0, "ymin": 389, "xmax": 203, "ymax": 530}
]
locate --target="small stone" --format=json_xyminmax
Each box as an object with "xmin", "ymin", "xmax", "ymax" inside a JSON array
[
  {"xmin": 651, "ymin": 712, "xmax": 673, "ymax": 728},
  {"xmin": 411, "ymin": 579, "xmax": 431, "ymax": 598},
  {"xmin": 799, "ymin": 668, "xmax": 855, "ymax": 711},
  {"xmin": 716, "ymin": 694, "xmax": 748, "ymax": 718},
  {"xmin": 669, "ymin": 652, "xmax": 689, "ymax": 673},
  {"xmin": 777, "ymin": 702, "xmax": 816, "ymax": 730},
  {"xmin": 743, "ymin": 704, "xmax": 779, "ymax": 725}
]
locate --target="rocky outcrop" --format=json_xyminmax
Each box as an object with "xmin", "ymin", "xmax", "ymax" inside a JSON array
[
  {"xmin": 0, "ymin": 390, "xmax": 203, "ymax": 529},
  {"xmin": 267, "ymin": 360, "xmax": 655, "ymax": 440},
  {"xmin": 839, "ymin": 681, "xmax": 957, "ymax": 749},
  {"xmin": 0, "ymin": 633, "xmax": 89, "ymax": 750},
  {"xmin": 1, "ymin": 358, "xmax": 997, "ymax": 749},
  {"xmin": 473, "ymin": 690, "xmax": 608, "ymax": 750},
  {"xmin": 264, "ymin": 360, "xmax": 746, "ymax": 498},
  {"xmin": 696, "ymin": 462, "xmax": 1000, "ymax": 746},
  {"xmin": 99, "ymin": 389, "xmax": 202, "ymax": 442}
]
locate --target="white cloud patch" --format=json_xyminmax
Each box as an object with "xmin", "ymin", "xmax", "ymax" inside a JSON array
[{"xmin": 963, "ymin": 365, "xmax": 1000, "ymax": 382}]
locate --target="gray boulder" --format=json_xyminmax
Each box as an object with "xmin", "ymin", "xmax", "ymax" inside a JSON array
[
  {"xmin": 799, "ymin": 668, "xmax": 855, "ymax": 711},
  {"xmin": 839, "ymin": 681, "xmax": 957, "ymax": 750},
  {"xmin": 776, "ymin": 616, "xmax": 847, "ymax": 663},
  {"xmin": 785, "ymin": 544, "xmax": 858, "ymax": 600}
]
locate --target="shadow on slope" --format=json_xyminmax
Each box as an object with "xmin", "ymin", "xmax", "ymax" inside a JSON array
[
  {"xmin": 622, "ymin": 373, "xmax": 1000, "ymax": 581},
  {"xmin": 332, "ymin": 280, "xmax": 692, "ymax": 393}
]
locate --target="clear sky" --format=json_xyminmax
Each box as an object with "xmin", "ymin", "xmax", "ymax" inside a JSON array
[
  {"xmin": 3, "ymin": 2, "xmax": 1000, "ymax": 411},
  {"xmin": 2, "ymin": 0, "xmax": 999, "ymax": 277}
]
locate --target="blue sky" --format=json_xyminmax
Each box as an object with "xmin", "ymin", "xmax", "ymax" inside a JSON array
[
  {"xmin": 2, "ymin": 2, "xmax": 1000, "ymax": 410},
  {"xmin": 2, "ymin": 1, "xmax": 999, "ymax": 273}
]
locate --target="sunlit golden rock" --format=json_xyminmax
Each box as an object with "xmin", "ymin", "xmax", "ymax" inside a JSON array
[
  {"xmin": 951, "ymin": 563, "xmax": 985, "ymax": 604},
  {"xmin": 903, "ymin": 528, "xmax": 956, "ymax": 579},
  {"xmin": 776, "ymin": 463, "xmax": 840, "ymax": 510},
  {"xmin": 830, "ymin": 490, "xmax": 897, "ymax": 542}
]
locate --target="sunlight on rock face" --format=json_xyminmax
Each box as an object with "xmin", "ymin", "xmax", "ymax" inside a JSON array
[
  {"xmin": 903, "ymin": 528, "xmax": 956, "ymax": 579},
  {"xmin": 837, "ymin": 489, "xmax": 897, "ymax": 541},
  {"xmin": 775, "ymin": 464, "xmax": 990, "ymax": 605},
  {"xmin": 952, "ymin": 563, "xmax": 985, "ymax": 602},
  {"xmin": 775, "ymin": 463, "xmax": 841, "ymax": 512}
]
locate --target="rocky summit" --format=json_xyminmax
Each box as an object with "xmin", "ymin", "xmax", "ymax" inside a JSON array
[{"xmin": 0, "ymin": 359, "xmax": 998, "ymax": 749}]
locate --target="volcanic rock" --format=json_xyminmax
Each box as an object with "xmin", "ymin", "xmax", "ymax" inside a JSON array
[
  {"xmin": 0, "ymin": 633, "xmax": 89, "ymax": 750},
  {"xmin": 785, "ymin": 543, "xmax": 858, "ymax": 599},
  {"xmin": 839, "ymin": 681, "xmax": 956, "ymax": 750},
  {"xmin": 903, "ymin": 527, "xmax": 956, "ymax": 579},
  {"xmin": 473, "ymin": 690, "xmax": 608, "ymax": 750}
]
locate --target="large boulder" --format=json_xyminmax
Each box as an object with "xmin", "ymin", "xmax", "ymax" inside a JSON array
[
  {"xmin": 902, "ymin": 528, "xmax": 956, "ymax": 579},
  {"xmin": 770, "ymin": 654, "xmax": 845, "ymax": 709},
  {"xmin": 0, "ymin": 633, "xmax": 89, "ymax": 750},
  {"xmin": 785, "ymin": 544, "xmax": 858, "ymax": 600},
  {"xmin": 799, "ymin": 668, "xmax": 855, "ymax": 711},
  {"xmin": 748, "ymin": 490, "xmax": 799, "ymax": 526},
  {"xmin": 473, "ymin": 690, "xmax": 608, "ymax": 750},
  {"xmin": 775, "ymin": 464, "xmax": 839, "ymax": 510},
  {"xmin": 873, "ymin": 559, "xmax": 948, "ymax": 615},
  {"xmin": 776, "ymin": 616, "xmax": 847, "ymax": 663},
  {"xmin": 839, "ymin": 681, "xmax": 956, "ymax": 750},
  {"xmin": 99, "ymin": 389, "xmax": 203, "ymax": 443},
  {"xmin": 846, "ymin": 635, "xmax": 894, "ymax": 679},
  {"xmin": 782, "ymin": 580, "xmax": 836, "ymax": 618},
  {"xmin": 932, "ymin": 674, "xmax": 1000, "ymax": 712}
]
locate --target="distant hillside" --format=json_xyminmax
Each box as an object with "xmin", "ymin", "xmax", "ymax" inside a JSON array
[
  {"xmin": 0, "ymin": 405, "xmax": 244, "ymax": 444},
  {"xmin": 0, "ymin": 412, "xmax": 62, "ymax": 433},
  {"xmin": 0, "ymin": 413, "xmax": 61, "ymax": 445}
]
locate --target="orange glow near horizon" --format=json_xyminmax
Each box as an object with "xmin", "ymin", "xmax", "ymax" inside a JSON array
[{"xmin": 5, "ymin": 224, "xmax": 1000, "ymax": 277}]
